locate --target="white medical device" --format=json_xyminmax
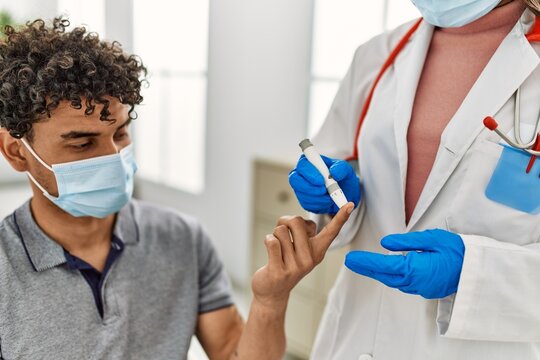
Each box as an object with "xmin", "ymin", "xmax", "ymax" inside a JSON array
[{"xmin": 299, "ymin": 139, "xmax": 349, "ymax": 209}]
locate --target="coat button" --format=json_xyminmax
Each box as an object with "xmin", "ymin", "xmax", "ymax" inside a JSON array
[{"xmin": 358, "ymin": 355, "xmax": 373, "ymax": 360}]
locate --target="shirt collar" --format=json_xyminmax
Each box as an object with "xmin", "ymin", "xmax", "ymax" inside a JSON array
[
  {"xmin": 13, "ymin": 200, "xmax": 139, "ymax": 272},
  {"xmin": 114, "ymin": 201, "xmax": 139, "ymax": 246}
]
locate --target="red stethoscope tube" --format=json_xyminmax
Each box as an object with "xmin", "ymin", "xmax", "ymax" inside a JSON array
[
  {"xmin": 527, "ymin": 135, "xmax": 540, "ymax": 175},
  {"xmin": 347, "ymin": 16, "xmax": 540, "ymax": 174}
]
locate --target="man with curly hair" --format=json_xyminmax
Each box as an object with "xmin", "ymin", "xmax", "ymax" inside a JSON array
[{"xmin": 0, "ymin": 17, "xmax": 353, "ymax": 360}]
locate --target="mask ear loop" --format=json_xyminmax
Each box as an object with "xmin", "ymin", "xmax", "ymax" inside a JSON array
[
  {"xmin": 19, "ymin": 138, "xmax": 54, "ymax": 171},
  {"xmin": 19, "ymin": 138, "xmax": 58, "ymax": 199}
]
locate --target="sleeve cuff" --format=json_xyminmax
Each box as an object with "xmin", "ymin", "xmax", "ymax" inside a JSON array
[{"xmin": 437, "ymin": 234, "xmax": 484, "ymax": 338}]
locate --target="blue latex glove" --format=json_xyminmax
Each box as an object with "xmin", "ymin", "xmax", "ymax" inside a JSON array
[
  {"xmin": 288, "ymin": 154, "xmax": 361, "ymax": 215},
  {"xmin": 345, "ymin": 229, "xmax": 465, "ymax": 299}
]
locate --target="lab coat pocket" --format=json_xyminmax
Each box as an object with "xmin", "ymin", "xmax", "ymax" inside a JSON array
[
  {"xmin": 485, "ymin": 145, "xmax": 540, "ymax": 214},
  {"xmin": 446, "ymin": 140, "xmax": 540, "ymax": 245}
]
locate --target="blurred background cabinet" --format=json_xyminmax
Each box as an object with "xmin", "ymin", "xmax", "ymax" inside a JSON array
[{"xmin": 251, "ymin": 159, "xmax": 347, "ymax": 359}]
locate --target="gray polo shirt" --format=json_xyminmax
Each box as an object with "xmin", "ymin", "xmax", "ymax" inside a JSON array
[{"xmin": 0, "ymin": 199, "xmax": 233, "ymax": 360}]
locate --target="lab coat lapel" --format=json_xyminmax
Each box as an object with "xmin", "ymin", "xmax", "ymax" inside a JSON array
[
  {"xmin": 392, "ymin": 21, "xmax": 433, "ymax": 223},
  {"xmin": 407, "ymin": 14, "xmax": 540, "ymax": 231}
]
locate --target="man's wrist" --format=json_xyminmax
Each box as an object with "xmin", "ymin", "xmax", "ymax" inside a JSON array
[{"xmin": 250, "ymin": 295, "xmax": 289, "ymax": 319}]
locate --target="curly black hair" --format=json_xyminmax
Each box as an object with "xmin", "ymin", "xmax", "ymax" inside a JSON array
[{"xmin": 0, "ymin": 16, "xmax": 147, "ymax": 140}]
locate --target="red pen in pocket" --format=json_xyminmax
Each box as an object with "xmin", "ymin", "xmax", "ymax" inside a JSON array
[{"xmin": 526, "ymin": 134, "xmax": 540, "ymax": 174}]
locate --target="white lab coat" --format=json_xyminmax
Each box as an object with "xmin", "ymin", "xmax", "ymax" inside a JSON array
[{"xmin": 311, "ymin": 9, "xmax": 540, "ymax": 360}]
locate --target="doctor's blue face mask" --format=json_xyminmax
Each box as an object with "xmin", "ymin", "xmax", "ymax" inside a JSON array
[
  {"xmin": 20, "ymin": 138, "xmax": 138, "ymax": 218},
  {"xmin": 410, "ymin": 0, "xmax": 501, "ymax": 28}
]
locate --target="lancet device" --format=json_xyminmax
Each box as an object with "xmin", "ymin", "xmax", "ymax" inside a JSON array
[{"xmin": 299, "ymin": 139, "xmax": 349, "ymax": 209}]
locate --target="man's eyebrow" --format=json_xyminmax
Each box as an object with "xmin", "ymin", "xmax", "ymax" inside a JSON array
[
  {"xmin": 60, "ymin": 119, "xmax": 131, "ymax": 140},
  {"xmin": 60, "ymin": 130, "xmax": 101, "ymax": 140}
]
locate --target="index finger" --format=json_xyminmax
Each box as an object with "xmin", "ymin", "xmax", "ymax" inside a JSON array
[{"xmin": 311, "ymin": 202, "xmax": 354, "ymax": 258}]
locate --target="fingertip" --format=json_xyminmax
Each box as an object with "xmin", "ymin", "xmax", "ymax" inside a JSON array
[
  {"xmin": 345, "ymin": 250, "xmax": 361, "ymax": 262},
  {"xmin": 335, "ymin": 202, "xmax": 353, "ymax": 218},
  {"xmin": 265, "ymin": 234, "xmax": 280, "ymax": 250},
  {"xmin": 265, "ymin": 233, "xmax": 278, "ymax": 244},
  {"xmin": 288, "ymin": 170, "xmax": 300, "ymax": 186},
  {"xmin": 320, "ymin": 154, "xmax": 334, "ymax": 166},
  {"xmin": 329, "ymin": 160, "xmax": 350, "ymax": 181},
  {"xmin": 344, "ymin": 259, "xmax": 354, "ymax": 272},
  {"xmin": 344, "ymin": 251, "xmax": 364, "ymax": 271},
  {"xmin": 288, "ymin": 169, "xmax": 296, "ymax": 180},
  {"xmin": 380, "ymin": 234, "xmax": 399, "ymax": 250},
  {"xmin": 344, "ymin": 254, "xmax": 354, "ymax": 269},
  {"xmin": 296, "ymin": 154, "xmax": 307, "ymax": 165},
  {"xmin": 380, "ymin": 234, "xmax": 392, "ymax": 245},
  {"xmin": 297, "ymin": 157, "xmax": 325, "ymax": 186}
]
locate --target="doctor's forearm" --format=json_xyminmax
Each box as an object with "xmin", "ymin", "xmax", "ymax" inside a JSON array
[{"xmin": 231, "ymin": 298, "xmax": 287, "ymax": 360}]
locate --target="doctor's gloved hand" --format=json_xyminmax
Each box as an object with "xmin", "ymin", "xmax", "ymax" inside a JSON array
[
  {"xmin": 345, "ymin": 229, "xmax": 465, "ymax": 299},
  {"xmin": 288, "ymin": 155, "xmax": 361, "ymax": 215}
]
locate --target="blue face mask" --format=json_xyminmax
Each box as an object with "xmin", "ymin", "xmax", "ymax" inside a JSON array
[
  {"xmin": 411, "ymin": 0, "xmax": 501, "ymax": 28},
  {"xmin": 21, "ymin": 139, "xmax": 137, "ymax": 218}
]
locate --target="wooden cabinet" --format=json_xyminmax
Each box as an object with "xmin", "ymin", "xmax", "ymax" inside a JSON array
[{"xmin": 251, "ymin": 159, "xmax": 347, "ymax": 359}]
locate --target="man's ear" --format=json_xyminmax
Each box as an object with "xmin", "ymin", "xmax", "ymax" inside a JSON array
[{"xmin": 0, "ymin": 128, "xmax": 30, "ymax": 172}]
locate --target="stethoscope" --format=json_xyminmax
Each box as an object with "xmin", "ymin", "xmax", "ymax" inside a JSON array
[
  {"xmin": 483, "ymin": 87, "xmax": 540, "ymax": 173},
  {"xmin": 346, "ymin": 16, "xmax": 540, "ymax": 174},
  {"xmin": 484, "ymin": 87, "xmax": 540, "ymax": 154}
]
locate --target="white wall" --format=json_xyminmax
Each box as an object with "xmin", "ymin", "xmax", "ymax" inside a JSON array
[
  {"xmin": 137, "ymin": 0, "xmax": 313, "ymax": 285},
  {"xmin": 0, "ymin": 0, "xmax": 57, "ymax": 23},
  {"xmin": 0, "ymin": 185, "xmax": 32, "ymax": 219},
  {"xmin": 104, "ymin": 0, "xmax": 132, "ymax": 52},
  {"xmin": 0, "ymin": 0, "xmax": 59, "ymax": 183},
  {"xmin": 0, "ymin": 0, "xmax": 127, "ymax": 184}
]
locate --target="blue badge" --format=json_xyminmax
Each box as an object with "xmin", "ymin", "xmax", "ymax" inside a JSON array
[{"xmin": 485, "ymin": 145, "xmax": 540, "ymax": 214}]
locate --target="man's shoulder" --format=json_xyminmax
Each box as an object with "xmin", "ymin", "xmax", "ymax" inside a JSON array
[
  {"xmin": 130, "ymin": 199, "xmax": 201, "ymax": 229},
  {"xmin": 128, "ymin": 199, "xmax": 205, "ymax": 245},
  {"xmin": 0, "ymin": 219, "xmax": 7, "ymax": 255},
  {"xmin": 0, "ymin": 212, "xmax": 19, "ymax": 284},
  {"xmin": 0, "ymin": 216, "xmax": 7, "ymax": 232},
  {"xmin": 0, "ymin": 212, "xmax": 17, "ymax": 251}
]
